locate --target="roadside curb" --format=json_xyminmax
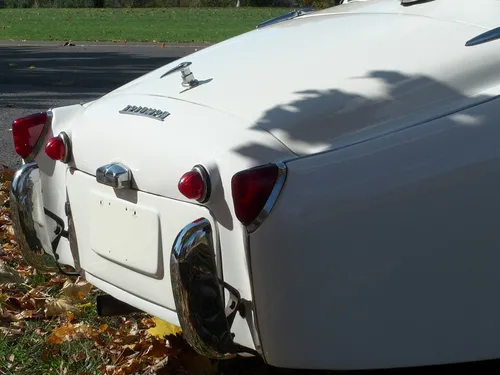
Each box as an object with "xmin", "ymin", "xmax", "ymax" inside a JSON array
[{"xmin": 0, "ymin": 40, "xmax": 214, "ymax": 48}]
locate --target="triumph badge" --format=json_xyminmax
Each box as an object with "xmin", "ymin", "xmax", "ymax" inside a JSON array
[{"xmin": 118, "ymin": 105, "xmax": 170, "ymax": 121}]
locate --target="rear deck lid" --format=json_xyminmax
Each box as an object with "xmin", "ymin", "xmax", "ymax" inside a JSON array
[{"xmin": 98, "ymin": 0, "xmax": 500, "ymax": 156}]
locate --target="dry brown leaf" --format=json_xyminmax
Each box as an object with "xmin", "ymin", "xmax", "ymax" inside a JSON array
[
  {"xmin": 48, "ymin": 274, "xmax": 70, "ymax": 287},
  {"xmin": 0, "ymin": 167, "xmax": 14, "ymax": 183},
  {"xmin": 44, "ymin": 296, "xmax": 79, "ymax": 317},
  {"xmin": 60, "ymin": 277, "xmax": 93, "ymax": 300},
  {"xmin": 74, "ymin": 322, "xmax": 94, "ymax": 338},
  {"xmin": 46, "ymin": 322, "xmax": 77, "ymax": 345},
  {"xmin": 113, "ymin": 334, "xmax": 140, "ymax": 345},
  {"xmin": 0, "ymin": 260, "xmax": 23, "ymax": 286},
  {"xmin": 13, "ymin": 309, "xmax": 33, "ymax": 321},
  {"xmin": 0, "ymin": 191, "xmax": 7, "ymax": 205},
  {"xmin": 143, "ymin": 338, "xmax": 174, "ymax": 359},
  {"xmin": 2, "ymin": 180, "xmax": 11, "ymax": 192},
  {"xmin": 119, "ymin": 358, "xmax": 141, "ymax": 374}
]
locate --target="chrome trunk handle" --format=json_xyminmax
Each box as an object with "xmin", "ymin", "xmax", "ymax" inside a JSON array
[{"xmin": 95, "ymin": 163, "xmax": 132, "ymax": 189}]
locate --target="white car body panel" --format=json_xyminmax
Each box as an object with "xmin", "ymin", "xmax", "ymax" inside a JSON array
[
  {"xmin": 9, "ymin": 0, "xmax": 500, "ymax": 370},
  {"xmin": 250, "ymin": 94, "xmax": 500, "ymax": 369}
]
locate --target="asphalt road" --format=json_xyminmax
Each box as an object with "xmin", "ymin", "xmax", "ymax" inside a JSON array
[{"xmin": 0, "ymin": 41, "xmax": 208, "ymax": 169}]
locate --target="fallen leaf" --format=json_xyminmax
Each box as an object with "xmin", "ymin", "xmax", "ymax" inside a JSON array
[
  {"xmin": 61, "ymin": 277, "xmax": 93, "ymax": 300},
  {"xmin": 44, "ymin": 296, "xmax": 79, "ymax": 317},
  {"xmin": 0, "ymin": 260, "xmax": 23, "ymax": 286},
  {"xmin": 0, "ymin": 191, "xmax": 7, "ymax": 205},
  {"xmin": 143, "ymin": 338, "xmax": 173, "ymax": 358},
  {"xmin": 113, "ymin": 334, "xmax": 140, "ymax": 345},
  {"xmin": 46, "ymin": 322, "xmax": 76, "ymax": 344},
  {"xmin": 147, "ymin": 317, "xmax": 181, "ymax": 338},
  {"xmin": 13, "ymin": 309, "xmax": 33, "ymax": 321},
  {"xmin": 119, "ymin": 358, "xmax": 141, "ymax": 374}
]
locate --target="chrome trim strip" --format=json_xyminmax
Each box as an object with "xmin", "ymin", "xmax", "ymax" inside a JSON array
[
  {"xmin": 95, "ymin": 162, "xmax": 132, "ymax": 189},
  {"xmin": 192, "ymin": 164, "xmax": 211, "ymax": 203},
  {"xmin": 247, "ymin": 162, "xmax": 287, "ymax": 233},
  {"xmin": 58, "ymin": 131, "xmax": 72, "ymax": 164},
  {"xmin": 256, "ymin": 8, "xmax": 314, "ymax": 29},
  {"xmin": 24, "ymin": 110, "xmax": 53, "ymax": 164},
  {"xmin": 170, "ymin": 218, "xmax": 238, "ymax": 359},
  {"xmin": 9, "ymin": 162, "xmax": 59, "ymax": 272},
  {"xmin": 466, "ymin": 26, "xmax": 500, "ymax": 47}
]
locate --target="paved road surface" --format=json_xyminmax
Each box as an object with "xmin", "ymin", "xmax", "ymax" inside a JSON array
[{"xmin": 0, "ymin": 41, "xmax": 207, "ymax": 169}]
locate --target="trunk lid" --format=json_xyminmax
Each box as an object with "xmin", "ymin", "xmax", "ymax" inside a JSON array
[{"xmin": 95, "ymin": 0, "xmax": 500, "ymax": 156}]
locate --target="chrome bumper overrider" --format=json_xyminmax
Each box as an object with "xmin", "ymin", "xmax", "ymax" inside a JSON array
[
  {"xmin": 171, "ymin": 218, "xmax": 243, "ymax": 359},
  {"xmin": 9, "ymin": 162, "xmax": 59, "ymax": 272}
]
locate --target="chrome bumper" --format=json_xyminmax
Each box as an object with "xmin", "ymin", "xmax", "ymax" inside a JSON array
[
  {"xmin": 9, "ymin": 162, "xmax": 59, "ymax": 272},
  {"xmin": 171, "ymin": 218, "xmax": 242, "ymax": 359}
]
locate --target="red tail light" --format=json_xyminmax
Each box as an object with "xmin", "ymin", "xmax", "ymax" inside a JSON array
[
  {"xmin": 178, "ymin": 165, "xmax": 210, "ymax": 202},
  {"xmin": 12, "ymin": 112, "xmax": 49, "ymax": 159},
  {"xmin": 231, "ymin": 163, "xmax": 287, "ymax": 230},
  {"xmin": 44, "ymin": 132, "xmax": 71, "ymax": 163},
  {"xmin": 45, "ymin": 136, "xmax": 65, "ymax": 161}
]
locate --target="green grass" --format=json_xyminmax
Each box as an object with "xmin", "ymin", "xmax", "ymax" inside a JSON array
[
  {"xmin": 0, "ymin": 296, "xmax": 114, "ymax": 375},
  {"xmin": 0, "ymin": 320, "xmax": 104, "ymax": 375},
  {"xmin": 0, "ymin": 7, "xmax": 290, "ymax": 42}
]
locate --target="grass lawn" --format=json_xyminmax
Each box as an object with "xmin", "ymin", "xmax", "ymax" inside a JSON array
[{"xmin": 0, "ymin": 7, "xmax": 290, "ymax": 42}]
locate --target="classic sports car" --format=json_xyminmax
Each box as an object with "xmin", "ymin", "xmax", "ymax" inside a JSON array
[{"xmin": 9, "ymin": 0, "xmax": 500, "ymax": 370}]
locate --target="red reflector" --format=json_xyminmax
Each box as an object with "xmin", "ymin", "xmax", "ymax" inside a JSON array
[
  {"xmin": 231, "ymin": 164, "xmax": 282, "ymax": 227},
  {"xmin": 12, "ymin": 112, "xmax": 48, "ymax": 159},
  {"xmin": 178, "ymin": 170, "xmax": 206, "ymax": 201},
  {"xmin": 45, "ymin": 136, "xmax": 66, "ymax": 161}
]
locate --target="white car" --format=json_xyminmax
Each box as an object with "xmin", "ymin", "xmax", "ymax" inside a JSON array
[{"xmin": 9, "ymin": 0, "xmax": 500, "ymax": 370}]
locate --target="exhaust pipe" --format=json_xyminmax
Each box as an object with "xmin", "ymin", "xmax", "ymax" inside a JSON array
[{"xmin": 96, "ymin": 294, "xmax": 143, "ymax": 317}]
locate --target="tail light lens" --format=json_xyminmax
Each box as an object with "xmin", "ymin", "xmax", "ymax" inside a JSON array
[
  {"xmin": 178, "ymin": 165, "xmax": 210, "ymax": 203},
  {"xmin": 12, "ymin": 112, "xmax": 49, "ymax": 159},
  {"xmin": 45, "ymin": 136, "xmax": 65, "ymax": 161},
  {"xmin": 231, "ymin": 163, "xmax": 287, "ymax": 231},
  {"xmin": 44, "ymin": 132, "xmax": 71, "ymax": 163}
]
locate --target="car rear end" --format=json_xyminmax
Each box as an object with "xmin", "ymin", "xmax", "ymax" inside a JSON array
[{"xmin": 8, "ymin": 89, "xmax": 296, "ymax": 359}]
